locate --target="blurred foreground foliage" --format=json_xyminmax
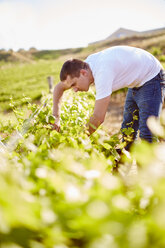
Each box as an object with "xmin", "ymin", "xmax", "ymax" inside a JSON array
[{"xmin": 0, "ymin": 90, "xmax": 165, "ymax": 248}]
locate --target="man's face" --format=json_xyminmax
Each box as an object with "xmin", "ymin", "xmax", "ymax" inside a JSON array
[{"xmin": 64, "ymin": 69, "xmax": 91, "ymax": 92}]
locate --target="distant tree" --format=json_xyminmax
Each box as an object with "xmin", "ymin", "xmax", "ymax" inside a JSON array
[
  {"xmin": 8, "ymin": 49, "xmax": 13, "ymax": 53},
  {"xmin": 18, "ymin": 48, "xmax": 26, "ymax": 53},
  {"xmin": 29, "ymin": 47, "xmax": 38, "ymax": 53},
  {"xmin": 0, "ymin": 48, "xmax": 6, "ymax": 52}
]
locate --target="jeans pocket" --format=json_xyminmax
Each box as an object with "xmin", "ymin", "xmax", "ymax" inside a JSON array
[{"xmin": 160, "ymin": 84, "xmax": 165, "ymax": 103}]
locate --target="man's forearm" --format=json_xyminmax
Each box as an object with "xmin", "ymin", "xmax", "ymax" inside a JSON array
[
  {"xmin": 86, "ymin": 115, "xmax": 103, "ymax": 135},
  {"xmin": 53, "ymin": 82, "xmax": 65, "ymax": 119},
  {"xmin": 86, "ymin": 96, "xmax": 109, "ymax": 135}
]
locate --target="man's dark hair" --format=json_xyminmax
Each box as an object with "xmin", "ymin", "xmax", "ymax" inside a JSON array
[{"xmin": 60, "ymin": 59, "xmax": 89, "ymax": 81}]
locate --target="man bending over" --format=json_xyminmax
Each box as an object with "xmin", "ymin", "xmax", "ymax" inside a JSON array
[{"xmin": 52, "ymin": 45, "xmax": 165, "ymax": 149}]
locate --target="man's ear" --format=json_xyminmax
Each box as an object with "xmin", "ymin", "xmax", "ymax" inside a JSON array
[{"xmin": 80, "ymin": 69, "xmax": 88, "ymax": 76}]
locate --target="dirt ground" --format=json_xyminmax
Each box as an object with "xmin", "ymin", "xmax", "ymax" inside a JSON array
[
  {"xmin": 104, "ymin": 91, "xmax": 165, "ymax": 135},
  {"xmin": 103, "ymin": 92, "xmax": 126, "ymax": 135}
]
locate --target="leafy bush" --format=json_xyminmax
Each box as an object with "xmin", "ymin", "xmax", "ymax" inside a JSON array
[
  {"xmin": 160, "ymin": 55, "xmax": 165, "ymax": 62},
  {"xmin": 150, "ymin": 47, "xmax": 162, "ymax": 56},
  {"xmin": 0, "ymin": 90, "xmax": 165, "ymax": 248}
]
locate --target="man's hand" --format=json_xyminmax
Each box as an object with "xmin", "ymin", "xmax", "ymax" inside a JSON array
[
  {"xmin": 50, "ymin": 119, "xmax": 61, "ymax": 132},
  {"xmin": 51, "ymin": 123, "xmax": 61, "ymax": 132},
  {"xmin": 86, "ymin": 115, "xmax": 102, "ymax": 135}
]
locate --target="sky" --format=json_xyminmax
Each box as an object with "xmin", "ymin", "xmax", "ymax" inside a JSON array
[{"xmin": 0, "ymin": 0, "xmax": 165, "ymax": 51}]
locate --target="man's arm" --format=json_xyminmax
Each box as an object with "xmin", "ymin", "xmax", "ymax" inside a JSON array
[
  {"xmin": 52, "ymin": 81, "xmax": 69, "ymax": 130},
  {"xmin": 86, "ymin": 95, "xmax": 110, "ymax": 135}
]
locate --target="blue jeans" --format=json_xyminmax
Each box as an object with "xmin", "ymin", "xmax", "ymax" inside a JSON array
[{"xmin": 121, "ymin": 69, "xmax": 165, "ymax": 149}]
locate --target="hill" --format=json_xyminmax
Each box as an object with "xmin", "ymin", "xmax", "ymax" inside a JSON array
[
  {"xmin": 0, "ymin": 47, "xmax": 84, "ymax": 63},
  {"xmin": 0, "ymin": 27, "xmax": 165, "ymax": 63},
  {"xmin": 89, "ymin": 27, "xmax": 165, "ymax": 45},
  {"xmin": 89, "ymin": 28, "xmax": 141, "ymax": 45},
  {"xmin": 76, "ymin": 28, "xmax": 165, "ymax": 61}
]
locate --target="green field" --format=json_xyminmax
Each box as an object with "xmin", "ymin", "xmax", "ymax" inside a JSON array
[
  {"xmin": 1, "ymin": 23, "xmax": 165, "ymax": 248},
  {"xmin": 0, "ymin": 58, "xmax": 164, "ymax": 113},
  {"xmin": 0, "ymin": 60, "xmax": 63, "ymax": 111},
  {"xmin": 0, "ymin": 82, "xmax": 165, "ymax": 247},
  {"xmin": 0, "ymin": 51, "xmax": 165, "ymax": 247}
]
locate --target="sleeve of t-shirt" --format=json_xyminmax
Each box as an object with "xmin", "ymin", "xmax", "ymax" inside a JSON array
[{"xmin": 95, "ymin": 65, "xmax": 114, "ymax": 100}]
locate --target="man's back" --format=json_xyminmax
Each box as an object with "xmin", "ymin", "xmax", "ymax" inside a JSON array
[{"xmin": 85, "ymin": 46, "xmax": 162, "ymax": 100}]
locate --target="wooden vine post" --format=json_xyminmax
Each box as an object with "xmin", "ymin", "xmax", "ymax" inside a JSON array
[{"xmin": 47, "ymin": 76, "xmax": 54, "ymax": 93}]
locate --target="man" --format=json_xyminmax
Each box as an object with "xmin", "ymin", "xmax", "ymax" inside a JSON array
[{"xmin": 52, "ymin": 45, "xmax": 165, "ymax": 149}]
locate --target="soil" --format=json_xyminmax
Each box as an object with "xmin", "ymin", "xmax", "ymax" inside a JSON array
[
  {"xmin": 103, "ymin": 92, "xmax": 126, "ymax": 135},
  {"xmin": 104, "ymin": 91, "xmax": 165, "ymax": 135}
]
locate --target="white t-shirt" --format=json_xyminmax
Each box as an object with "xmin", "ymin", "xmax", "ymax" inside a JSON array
[{"xmin": 85, "ymin": 46, "xmax": 162, "ymax": 100}]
